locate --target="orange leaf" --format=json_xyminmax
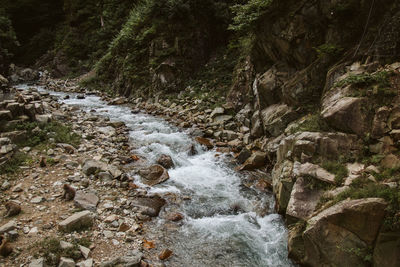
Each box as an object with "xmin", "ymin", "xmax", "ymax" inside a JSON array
[{"xmin": 143, "ymin": 239, "xmax": 155, "ymax": 250}]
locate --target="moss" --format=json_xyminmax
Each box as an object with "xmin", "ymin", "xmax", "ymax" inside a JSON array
[
  {"xmin": 334, "ymin": 71, "xmax": 392, "ymax": 90},
  {"xmin": 290, "ymin": 114, "xmax": 331, "ymax": 134},
  {"xmin": 314, "ymin": 43, "xmax": 344, "ymax": 59},
  {"xmin": 321, "ymin": 161, "xmax": 349, "ymax": 185}
]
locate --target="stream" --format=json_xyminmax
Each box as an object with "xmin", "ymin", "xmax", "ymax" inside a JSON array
[{"xmin": 17, "ymin": 84, "xmax": 294, "ymax": 267}]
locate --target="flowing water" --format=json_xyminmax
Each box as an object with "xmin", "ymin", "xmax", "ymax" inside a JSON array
[{"xmin": 17, "ymin": 84, "xmax": 294, "ymax": 267}]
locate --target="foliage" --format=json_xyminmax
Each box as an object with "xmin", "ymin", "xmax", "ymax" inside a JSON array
[
  {"xmin": 322, "ymin": 161, "xmax": 349, "ymax": 185},
  {"xmin": 35, "ymin": 237, "xmax": 85, "ymax": 266},
  {"xmin": 314, "ymin": 44, "xmax": 344, "ymax": 58},
  {"xmin": 0, "ymin": 8, "xmax": 18, "ymax": 72},
  {"xmin": 334, "ymin": 71, "xmax": 392, "ymax": 89},
  {"xmin": 229, "ymin": 0, "xmax": 274, "ymax": 32},
  {"xmin": 0, "ymin": 151, "xmax": 30, "ymax": 175},
  {"xmin": 290, "ymin": 114, "xmax": 331, "ymax": 134}
]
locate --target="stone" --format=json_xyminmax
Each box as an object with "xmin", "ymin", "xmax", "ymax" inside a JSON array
[
  {"xmin": 210, "ymin": 107, "xmax": 224, "ymax": 118},
  {"xmin": 0, "ymin": 220, "xmax": 16, "ymax": 234},
  {"xmin": 239, "ymin": 151, "xmax": 266, "ymax": 171},
  {"xmin": 100, "ymin": 250, "xmax": 142, "ymax": 267},
  {"xmin": 214, "ymin": 115, "xmax": 233, "ymax": 124},
  {"xmin": 35, "ymin": 114, "xmax": 52, "ymax": 123},
  {"xmin": 76, "ymin": 259, "xmax": 93, "ymax": 267},
  {"xmin": 60, "ymin": 241, "xmax": 74, "ymax": 250},
  {"xmin": 321, "ymin": 97, "xmax": 367, "ymax": 135},
  {"xmin": 260, "ymin": 104, "xmax": 297, "ymax": 137},
  {"xmin": 293, "ymin": 162, "xmax": 335, "ymax": 184},
  {"xmin": 58, "ymin": 210, "xmax": 94, "ymax": 232},
  {"xmin": 139, "ymin": 165, "xmax": 169, "ymax": 186},
  {"xmin": 79, "ymin": 245, "xmax": 91, "ymax": 259},
  {"xmin": 74, "ymin": 191, "xmax": 99, "ymax": 211},
  {"xmin": 12, "ymin": 183, "xmax": 23, "ymax": 192},
  {"xmin": 194, "ymin": 137, "xmax": 213, "ymax": 149},
  {"xmin": 250, "ymin": 111, "xmax": 263, "ymax": 138},
  {"xmin": 131, "ymin": 196, "xmax": 166, "ymax": 217},
  {"xmin": 156, "ymin": 154, "xmax": 174, "ymax": 169},
  {"xmin": 302, "ymin": 198, "xmax": 387, "ymax": 266},
  {"xmin": 286, "ymin": 177, "xmax": 323, "ymax": 224},
  {"xmin": 57, "ymin": 143, "xmax": 76, "ymax": 154},
  {"xmin": 29, "ymin": 258, "xmax": 47, "ymax": 267},
  {"xmin": 97, "ymin": 126, "xmax": 116, "ymax": 136},
  {"xmin": 235, "ymin": 148, "xmax": 251, "ymax": 164},
  {"xmin": 0, "ymin": 110, "xmax": 12, "ymax": 121},
  {"xmin": 371, "ymin": 106, "xmax": 391, "ymax": 138},
  {"xmin": 58, "ymin": 257, "xmax": 75, "ymax": 267},
  {"xmin": 373, "ymin": 231, "xmax": 400, "ymax": 267},
  {"xmin": 159, "ymin": 249, "xmax": 173, "ymax": 260},
  {"xmin": 166, "ymin": 212, "xmax": 184, "ymax": 221},
  {"xmin": 272, "ymin": 160, "xmax": 295, "ymax": 214},
  {"xmin": 381, "ymin": 154, "xmax": 400, "ymax": 169},
  {"xmin": 30, "ymin": 196, "xmax": 44, "ymax": 204},
  {"xmin": 82, "ymin": 160, "xmax": 108, "ymax": 176}
]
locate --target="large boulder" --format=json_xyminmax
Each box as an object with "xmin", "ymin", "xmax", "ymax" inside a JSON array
[
  {"xmin": 321, "ymin": 96, "xmax": 368, "ymax": 136},
  {"xmin": 293, "ymin": 162, "xmax": 335, "ymax": 184},
  {"xmin": 74, "ymin": 191, "xmax": 99, "ymax": 211},
  {"xmin": 130, "ymin": 196, "xmax": 166, "ymax": 217},
  {"xmin": 286, "ymin": 176, "xmax": 324, "ymax": 225},
  {"xmin": 59, "ymin": 211, "xmax": 94, "ymax": 232},
  {"xmin": 139, "ymin": 165, "xmax": 169, "ymax": 186},
  {"xmin": 272, "ymin": 160, "xmax": 295, "ymax": 213},
  {"xmin": 302, "ymin": 198, "xmax": 387, "ymax": 266},
  {"xmin": 238, "ymin": 151, "xmax": 267, "ymax": 170},
  {"xmin": 260, "ymin": 104, "xmax": 298, "ymax": 137}
]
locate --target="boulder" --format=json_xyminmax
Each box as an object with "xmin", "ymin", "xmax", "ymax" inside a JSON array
[
  {"xmin": 156, "ymin": 154, "xmax": 174, "ymax": 169},
  {"xmin": 286, "ymin": 176, "xmax": 324, "ymax": 224},
  {"xmin": 260, "ymin": 104, "xmax": 298, "ymax": 137},
  {"xmin": 302, "ymin": 198, "xmax": 387, "ymax": 266},
  {"xmin": 74, "ymin": 191, "xmax": 99, "ymax": 211},
  {"xmin": 373, "ymin": 231, "xmax": 400, "ymax": 267},
  {"xmin": 35, "ymin": 114, "xmax": 52, "ymax": 123},
  {"xmin": 82, "ymin": 160, "xmax": 108, "ymax": 176},
  {"xmin": 139, "ymin": 164, "xmax": 169, "ymax": 186},
  {"xmin": 239, "ymin": 151, "xmax": 267, "ymax": 170},
  {"xmin": 58, "ymin": 210, "xmax": 94, "ymax": 232},
  {"xmin": 321, "ymin": 96, "xmax": 367, "ymax": 135},
  {"xmin": 250, "ymin": 110, "xmax": 263, "ymax": 138},
  {"xmin": 0, "ymin": 220, "xmax": 16, "ymax": 234},
  {"xmin": 371, "ymin": 106, "xmax": 391, "ymax": 138},
  {"xmin": 256, "ymin": 67, "xmax": 281, "ymax": 108},
  {"xmin": 130, "ymin": 196, "xmax": 166, "ymax": 217},
  {"xmin": 58, "ymin": 257, "xmax": 75, "ymax": 267},
  {"xmin": 29, "ymin": 258, "xmax": 47, "ymax": 267},
  {"xmin": 272, "ymin": 160, "xmax": 295, "ymax": 213}
]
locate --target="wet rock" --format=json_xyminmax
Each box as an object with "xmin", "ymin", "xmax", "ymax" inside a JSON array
[
  {"xmin": 77, "ymin": 94, "xmax": 85, "ymax": 99},
  {"xmin": 239, "ymin": 151, "xmax": 267, "ymax": 170},
  {"xmin": 139, "ymin": 165, "xmax": 169, "ymax": 186},
  {"xmin": 156, "ymin": 154, "xmax": 174, "ymax": 169},
  {"xmin": 58, "ymin": 257, "xmax": 75, "ymax": 267},
  {"xmin": 302, "ymin": 198, "xmax": 387, "ymax": 266},
  {"xmin": 159, "ymin": 249, "xmax": 173, "ymax": 260},
  {"xmin": 74, "ymin": 191, "xmax": 99, "ymax": 211},
  {"xmin": 166, "ymin": 212, "xmax": 184, "ymax": 221},
  {"xmin": 235, "ymin": 149, "xmax": 251, "ymax": 164},
  {"xmin": 131, "ymin": 196, "xmax": 166, "ymax": 217},
  {"xmin": 100, "ymin": 250, "xmax": 142, "ymax": 267},
  {"xmin": 58, "ymin": 210, "xmax": 94, "ymax": 232},
  {"xmin": 194, "ymin": 137, "xmax": 213, "ymax": 150}
]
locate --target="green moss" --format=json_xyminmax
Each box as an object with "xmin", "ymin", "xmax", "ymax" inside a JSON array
[
  {"xmin": 290, "ymin": 114, "xmax": 331, "ymax": 134},
  {"xmin": 322, "ymin": 161, "xmax": 349, "ymax": 185},
  {"xmin": 314, "ymin": 44, "xmax": 344, "ymax": 59},
  {"xmin": 334, "ymin": 71, "xmax": 392, "ymax": 89}
]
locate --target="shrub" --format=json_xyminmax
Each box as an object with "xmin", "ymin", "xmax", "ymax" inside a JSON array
[
  {"xmin": 229, "ymin": 0, "xmax": 274, "ymax": 32},
  {"xmin": 322, "ymin": 161, "xmax": 349, "ymax": 185}
]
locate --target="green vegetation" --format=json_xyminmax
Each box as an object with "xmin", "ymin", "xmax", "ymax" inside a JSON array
[
  {"xmin": 290, "ymin": 114, "xmax": 331, "ymax": 134},
  {"xmin": 0, "ymin": 151, "xmax": 30, "ymax": 175},
  {"xmin": 304, "ymin": 175, "xmax": 333, "ymax": 191},
  {"xmin": 34, "ymin": 237, "xmax": 90, "ymax": 266},
  {"xmin": 229, "ymin": 0, "xmax": 274, "ymax": 32},
  {"xmin": 11, "ymin": 121, "xmax": 81, "ymax": 148},
  {"xmin": 322, "ymin": 161, "xmax": 349, "ymax": 185},
  {"xmin": 314, "ymin": 44, "xmax": 344, "ymax": 59},
  {"xmin": 336, "ymin": 245, "xmax": 373, "ymax": 264},
  {"xmin": 335, "ymin": 71, "xmax": 392, "ymax": 88},
  {"xmin": 0, "ymin": 8, "xmax": 18, "ymax": 73}
]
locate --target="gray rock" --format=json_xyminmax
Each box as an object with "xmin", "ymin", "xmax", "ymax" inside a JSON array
[
  {"xmin": 214, "ymin": 115, "xmax": 233, "ymax": 124},
  {"xmin": 139, "ymin": 165, "xmax": 169, "ymax": 186},
  {"xmin": 58, "ymin": 210, "xmax": 94, "ymax": 232},
  {"xmin": 293, "ymin": 162, "xmax": 336, "ymax": 184},
  {"xmin": 261, "ymin": 104, "xmax": 298, "ymax": 137},
  {"xmin": 35, "ymin": 114, "xmax": 52, "ymax": 123},
  {"xmin": 97, "ymin": 126, "xmax": 116, "ymax": 136},
  {"xmin": 210, "ymin": 107, "xmax": 224, "ymax": 118},
  {"xmin": 79, "ymin": 245, "xmax": 91, "ymax": 259},
  {"xmin": 76, "ymin": 259, "xmax": 93, "ymax": 267},
  {"xmin": 100, "ymin": 250, "xmax": 143, "ymax": 267},
  {"xmin": 82, "ymin": 160, "xmax": 107, "ymax": 176},
  {"xmin": 60, "ymin": 241, "xmax": 74, "ymax": 250},
  {"xmin": 74, "ymin": 191, "xmax": 99, "ymax": 211},
  {"xmin": 0, "ymin": 220, "xmax": 16, "ymax": 234},
  {"xmin": 29, "ymin": 258, "xmax": 47, "ymax": 267},
  {"xmin": 58, "ymin": 257, "xmax": 75, "ymax": 267},
  {"xmin": 31, "ymin": 196, "xmax": 44, "ymax": 204}
]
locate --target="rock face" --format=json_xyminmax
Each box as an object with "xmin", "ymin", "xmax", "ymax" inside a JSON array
[
  {"xmin": 373, "ymin": 231, "xmax": 400, "ymax": 267},
  {"xmin": 299, "ymin": 198, "xmax": 387, "ymax": 266},
  {"xmin": 58, "ymin": 211, "xmax": 94, "ymax": 232},
  {"xmin": 260, "ymin": 104, "xmax": 297, "ymax": 137},
  {"xmin": 139, "ymin": 164, "xmax": 169, "ymax": 186}
]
